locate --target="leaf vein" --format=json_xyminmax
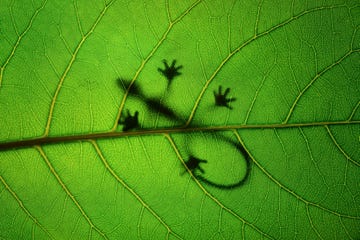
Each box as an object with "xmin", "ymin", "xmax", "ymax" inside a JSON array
[
  {"xmin": 0, "ymin": 0, "xmax": 48, "ymax": 87},
  {"xmin": 236, "ymin": 129, "xmax": 360, "ymax": 220},
  {"xmin": 35, "ymin": 145, "xmax": 108, "ymax": 240},
  {"xmin": 339, "ymin": 216, "xmax": 354, "ymax": 240},
  {"xmin": 244, "ymin": 60, "xmax": 276, "ymax": 124},
  {"xmin": 284, "ymin": 49, "xmax": 357, "ymax": 123},
  {"xmin": 325, "ymin": 125, "xmax": 359, "ymax": 167},
  {"xmin": 89, "ymin": 140, "xmax": 183, "ymax": 240},
  {"xmin": 186, "ymin": 4, "xmax": 347, "ymax": 126},
  {"xmin": 306, "ymin": 204, "xmax": 324, "ymax": 240},
  {"xmin": 348, "ymin": 101, "xmax": 360, "ymax": 121},
  {"xmin": 164, "ymin": 133, "xmax": 275, "ymax": 239},
  {"xmin": 43, "ymin": 0, "xmax": 116, "ymax": 137},
  {"xmin": 0, "ymin": 175, "xmax": 54, "ymax": 240},
  {"xmin": 298, "ymin": 128, "xmax": 329, "ymax": 191},
  {"xmin": 113, "ymin": 0, "xmax": 203, "ymax": 131},
  {"xmin": 1, "ymin": 121, "xmax": 359, "ymax": 150}
]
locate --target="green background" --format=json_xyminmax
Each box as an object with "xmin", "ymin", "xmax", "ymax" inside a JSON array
[{"xmin": 0, "ymin": 0, "xmax": 359, "ymax": 239}]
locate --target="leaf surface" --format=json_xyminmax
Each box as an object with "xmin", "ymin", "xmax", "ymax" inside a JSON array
[{"xmin": 0, "ymin": 0, "xmax": 359, "ymax": 239}]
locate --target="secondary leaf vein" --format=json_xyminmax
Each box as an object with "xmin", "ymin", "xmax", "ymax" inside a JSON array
[
  {"xmin": 35, "ymin": 145, "xmax": 108, "ymax": 240},
  {"xmin": 0, "ymin": 0, "xmax": 48, "ymax": 87},
  {"xmin": 89, "ymin": 140, "xmax": 183, "ymax": 240},
  {"xmin": 235, "ymin": 130, "xmax": 360, "ymax": 219},
  {"xmin": 112, "ymin": 0, "xmax": 203, "ymax": 130},
  {"xmin": 284, "ymin": 49, "xmax": 358, "ymax": 123},
  {"xmin": 325, "ymin": 125, "xmax": 359, "ymax": 167},
  {"xmin": 186, "ymin": 4, "xmax": 348, "ymax": 126},
  {"xmin": 43, "ymin": 0, "xmax": 115, "ymax": 137},
  {"xmin": 0, "ymin": 175, "xmax": 54, "ymax": 240},
  {"xmin": 164, "ymin": 133, "xmax": 275, "ymax": 239}
]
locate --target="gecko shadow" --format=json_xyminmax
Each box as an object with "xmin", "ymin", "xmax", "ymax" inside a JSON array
[
  {"xmin": 158, "ymin": 59, "xmax": 183, "ymax": 84},
  {"xmin": 116, "ymin": 59, "xmax": 248, "ymax": 190},
  {"xmin": 117, "ymin": 78, "xmax": 185, "ymax": 126},
  {"xmin": 185, "ymin": 136, "xmax": 250, "ymax": 190}
]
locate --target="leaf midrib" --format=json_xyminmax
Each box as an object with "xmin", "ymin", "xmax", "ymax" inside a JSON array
[{"xmin": 0, "ymin": 120, "xmax": 358, "ymax": 150}]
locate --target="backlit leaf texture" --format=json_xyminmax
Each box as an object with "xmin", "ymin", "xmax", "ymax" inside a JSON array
[{"xmin": 0, "ymin": 0, "xmax": 359, "ymax": 239}]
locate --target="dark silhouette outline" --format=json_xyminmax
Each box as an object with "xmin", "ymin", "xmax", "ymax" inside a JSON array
[
  {"xmin": 117, "ymin": 78, "xmax": 184, "ymax": 124},
  {"xmin": 117, "ymin": 78, "xmax": 141, "ymax": 96},
  {"xmin": 185, "ymin": 156, "xmax": 208, "ymax": 174},
  {"xmin": 214, "ymin": 85, "xmax": 237, "ymax": 109},
  {"xmin": 145, "ymin": 98, "xmax": 181, "ymax": 122},
  {"xmin": 116, "ymin": 61, "xmax": 250, "ymax": 191},
  {"xmin": 118, "ymin": 109, "xmax": 139, "ymax": 131},
  {"xmin": 158, "ymin": 59, "xmax": 183, "ymax": 82},
  {"xmin": 188, "ymin": 141, "xmax": 250, "ymax": 190}
]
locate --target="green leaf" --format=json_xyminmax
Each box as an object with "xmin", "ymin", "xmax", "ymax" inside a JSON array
[{"xmin": 1, "ymin": 0, "xmax": 359, "ymax": 239}]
